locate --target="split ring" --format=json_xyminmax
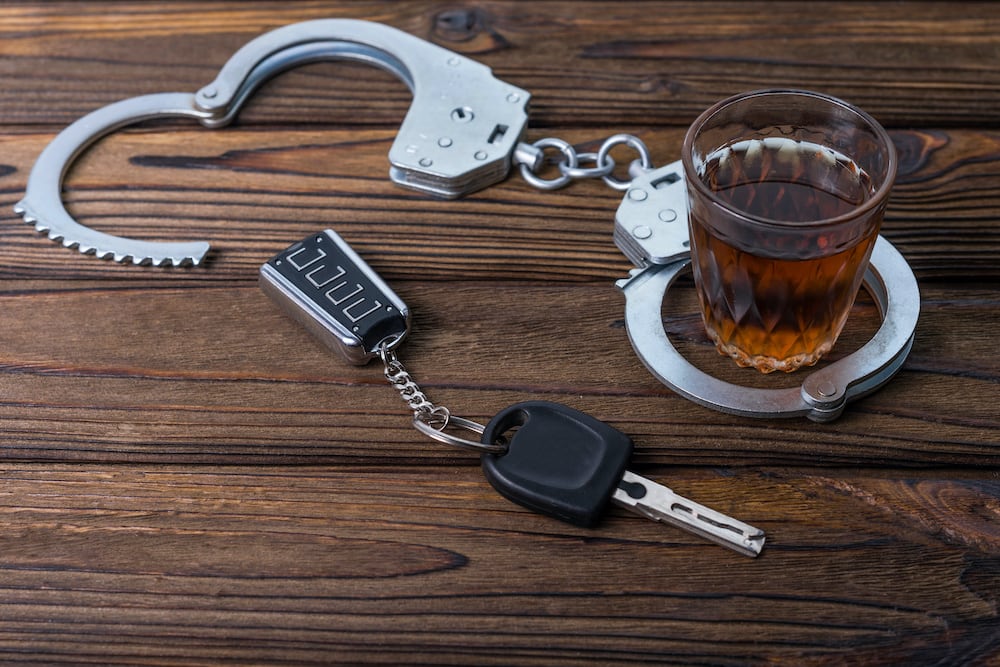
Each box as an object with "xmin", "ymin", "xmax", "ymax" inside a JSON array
[{"xmin": 413, "ymin": 414, "xmax": 506, "ymax": 454}]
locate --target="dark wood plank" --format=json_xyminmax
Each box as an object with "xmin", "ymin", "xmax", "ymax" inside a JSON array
[
  {"xmin": 0, "ymin": 281, "xmax": 997, "ymax": 466},
  {"xmin": 0, "ymin": 1, "xmax": 998, "ymax": 665},
  {"xmin": 1, "ymin": 2, "xmax": 999, "ymax": 127},
  {"xmin": 3, "ymin": 126, "xmax": 1000, "ymax": 282},
  {"xmin": 0, "ymin": 464, "xmax": 997, "ymax": 665}
]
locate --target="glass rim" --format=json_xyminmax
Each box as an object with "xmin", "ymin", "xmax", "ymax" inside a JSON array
[{"xmin": 681, "ymin": 89, "xmax": 898, "ymax": 230}]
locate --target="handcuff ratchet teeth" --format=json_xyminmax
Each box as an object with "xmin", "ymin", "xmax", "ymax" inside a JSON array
[
  {"xmin": 16, "ymin": 19, "xmax": 531, "ymax": 266},
  {"xmin": 20, "ymin": 19, "xmax": 920, "ymax": 422}
]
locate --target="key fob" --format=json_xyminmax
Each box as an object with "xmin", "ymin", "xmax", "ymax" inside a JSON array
[
  {"xmin": 480, "ymin": 401, "xmax": 634, "ymax": 527},
  {"xmin": 260, "ymin": 230, "xmax": 410, "ymax": 365}
]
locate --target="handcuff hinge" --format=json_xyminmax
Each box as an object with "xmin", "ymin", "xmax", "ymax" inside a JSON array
[{"xmin": 17, "ymin": 19, "xmax": 531, "ymax": 266}]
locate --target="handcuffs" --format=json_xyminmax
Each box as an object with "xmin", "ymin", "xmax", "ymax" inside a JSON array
[{"xmin": 16, "ymin": 19, "xmax": 920, "ymax": 422}]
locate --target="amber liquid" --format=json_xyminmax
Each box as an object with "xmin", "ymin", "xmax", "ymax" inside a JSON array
[{"xmin": 690, "ymin": 138, "xmax": 880, "ymax": 373}]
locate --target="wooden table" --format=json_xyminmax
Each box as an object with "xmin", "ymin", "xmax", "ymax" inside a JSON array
[{"xmin": 2, "ymin": 2, "xmax": 998, "ymax": 664}]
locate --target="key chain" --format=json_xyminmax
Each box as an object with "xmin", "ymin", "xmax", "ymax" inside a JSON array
[
  {"xmin": 261, "ymin": 229, "xmax": 766, "ymax": 558},
  {"xmin": 257, "ymin": 229, "xmax": 499, "ymax": 452},
  {"xmin": 16, "ymin": 17, "xmax": 919, "ymax": 423}
]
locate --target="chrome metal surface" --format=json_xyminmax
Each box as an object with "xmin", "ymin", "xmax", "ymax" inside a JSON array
[
  {"xmin": 196, "ymin": 19, "xmax": 531, "ymax": 197},
  {"xmin": 517, "ymin": 137, "xmax": 578, "ymax": 190},
  {"xmin": 413, "ymin": 414, "xmax": 505, "ymax": 454},
  {"xmin": 613, "ymin": 159, "xmax": 689, "ymax": 267},
  {"xmin": 595, "ymin": 133, "xmax": 654, "ymax": 190},
  {"xmin": 17, "ymin": 19, "xmax": 530, "ymax": 266},
  {"xmin": 15, "ymin": 93, "xmax": 214, "ymax": 266},
  {"xmin": 615, "ymin": 236, "xmax": 920, "ymax": 421},
  {"xmin": 515, "ymin": 133, "xmax": 655, "ymax": 192},
  {"xmin": 612, "ymin": 470, "xmax": 765, "ymax": 557},
  {"xmin": 259, "ymin": 230, "xmax": 411, "ymax": 365},
  {"xmin": 380, "ymin": 346, "xmax": 446, "ymax": 422},
  {"xmin": 380, "ymin": 345, "xmax": 503, "ymax": 453}
]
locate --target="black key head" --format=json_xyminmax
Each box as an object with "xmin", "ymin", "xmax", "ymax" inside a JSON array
[{"xmin": 480, "ymin": 401, "xmax": 634, "ymax": 527}]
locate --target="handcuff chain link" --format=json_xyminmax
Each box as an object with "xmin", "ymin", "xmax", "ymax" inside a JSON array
[{"xmin": 515, "ymin": 133, "xmax": 655, "ymax": 192}]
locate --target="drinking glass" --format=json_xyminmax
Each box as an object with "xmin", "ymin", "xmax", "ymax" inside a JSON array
[{"xmin": 681, "ymin": 89, "xmax": 897, "ymax": 373}]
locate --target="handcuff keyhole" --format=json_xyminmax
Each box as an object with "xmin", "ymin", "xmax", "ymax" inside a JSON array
[{"xmin": 451, "ymin": 106, "xmax": 474, "ymax": 123}]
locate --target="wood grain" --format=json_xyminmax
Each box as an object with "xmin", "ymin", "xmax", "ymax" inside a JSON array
[
  {"xmin": 0, "ymin": 281, "xmax": 997, "ymax": 466},
  {"xmin": 0, "ymin": 465, "xmax": 997, "ymax": 665},
  {"xmin": 0, "ymin": 1, "xmax": 998, "ymax": 665},
  {"xmin": 1, "ymin": 2, "xmax": 999, "ymax": 127},
  {"xmin": 4, "ymin": 126, "xmax": 1000, "ymax": 282}
]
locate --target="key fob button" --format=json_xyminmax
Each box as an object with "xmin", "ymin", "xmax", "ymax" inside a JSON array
[
  {"xmin": 260, "ymin": 230, "xmax": 410, "ymax": 365},
  {"xmin": 481, "ymin": 401, "xmax": 633, "ymax": 527}
]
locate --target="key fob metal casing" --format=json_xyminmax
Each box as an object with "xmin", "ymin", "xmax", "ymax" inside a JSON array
[
  {"xmin": 260, "ymin": 230, "xmax": 410, "ymax": 365},
  {"xmin": 481, "ymin": 401, "xmax": 634, "ymax": 527}
]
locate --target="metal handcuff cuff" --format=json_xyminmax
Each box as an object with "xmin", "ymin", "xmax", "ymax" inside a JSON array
[{"xmin": 16, "ymin": 19, "xmax": 920, "ymax": 439}]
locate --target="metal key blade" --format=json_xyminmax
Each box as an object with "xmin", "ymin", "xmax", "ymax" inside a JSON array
[{"xmin": 612, "ymin": 470, "xmax": 765, "ymax": 558}]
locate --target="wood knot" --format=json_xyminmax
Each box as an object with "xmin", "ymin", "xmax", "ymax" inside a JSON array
[
  {"xmin": 891, "ymin": 129, "xmax": 948, "ymax": 178},
  {"xmin": 431, "ymin": 8, "xmax": 510, "ymax": 53}
]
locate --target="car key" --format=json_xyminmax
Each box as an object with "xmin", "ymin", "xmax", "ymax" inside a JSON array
[
  {"xmin": 480, "ymin": 401, "xmax": 765, "ymax": 557},
  {"xmin": 261, "ymin": 233, "xmax": 765, "ymax": 557}
]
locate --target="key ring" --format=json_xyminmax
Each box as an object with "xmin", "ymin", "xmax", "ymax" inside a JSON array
[
  {"xmin": 375, "ymin": 312, "xmax": 502, "ymax": 453},
  {"xmin": 413, "ymin": 415, "xmax": 503, "ymax": 454}
]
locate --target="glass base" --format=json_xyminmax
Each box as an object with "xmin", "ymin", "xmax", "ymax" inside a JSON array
[{"xmin": 707, "ymin": 327, "xmax": 833, "ymax": 374}]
